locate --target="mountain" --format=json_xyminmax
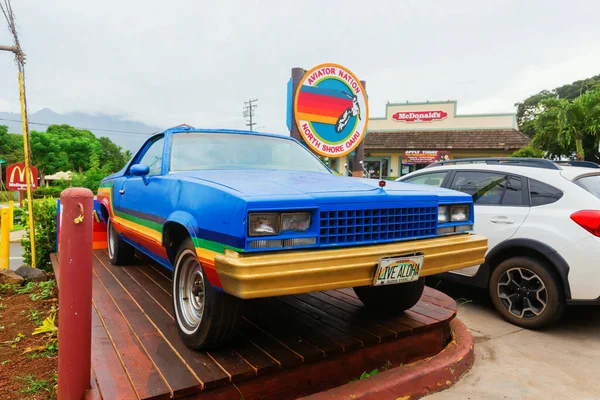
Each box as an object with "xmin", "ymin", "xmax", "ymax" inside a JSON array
[{"xmin": 0, "ymin": 108, "xmax": 161, "ymax": 151}]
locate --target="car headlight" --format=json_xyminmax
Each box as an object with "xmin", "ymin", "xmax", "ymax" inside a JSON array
[
  {"xmin": 438, "ymin": 206, "xmax": 450, "ymax": 223},
  {"xmin": 248, "ymin": 213, "xmax": 280, "ymax": 236},
  {"xmin": 281, "ymin": 212, "xmax": 311, "ymax": 232},
  {"xmin": 451, "ymin": 205, "xmax": 469, "ymax": 222},
  {"xmin": 248, "ymin": 212, "xmax": 311, "ymax": 236}
]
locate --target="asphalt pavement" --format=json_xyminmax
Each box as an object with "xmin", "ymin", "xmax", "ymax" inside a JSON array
[
  {"xmin": 425, "ymin": 279, "xmax": 600, "ymax": 400},
  {"xmin": 9, "ymin": 241, "xmax": 24, "ymax": 270}
]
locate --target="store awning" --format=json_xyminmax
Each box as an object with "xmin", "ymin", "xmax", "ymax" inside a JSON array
[{"xmin": 364, "ymin": 129, "xmax": 530, "ymax": 151}]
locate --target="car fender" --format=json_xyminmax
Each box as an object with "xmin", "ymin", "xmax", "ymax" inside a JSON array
[
  {"xmin": 484, "ymin": 238, "xmax": 571, "ymax": 299},
  {"xmin": 164, "ymin": 210, "xmax": 199, "ymax": 241}
]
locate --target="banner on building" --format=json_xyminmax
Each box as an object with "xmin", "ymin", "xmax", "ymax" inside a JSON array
[{"xmin": 403, "ymin": 150, "xmax": 450, "ymax": 165}]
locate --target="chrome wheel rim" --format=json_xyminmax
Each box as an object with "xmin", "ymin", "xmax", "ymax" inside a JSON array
[
  {"xmin": 176, "ymin": 249, "xmax": 205, "ymax": 333},
  {"xmin": 107, "ymin": 220, "xmax": 115, "ymax": 259},
  {"xmin": 497, "ymin": 268, "xmax": 547, "ymax": 319}
]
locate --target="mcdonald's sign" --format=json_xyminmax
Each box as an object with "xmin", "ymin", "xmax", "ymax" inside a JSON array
[{"xmin": 6, "ymin": 162, "xmax": 38, "ymax": 191}]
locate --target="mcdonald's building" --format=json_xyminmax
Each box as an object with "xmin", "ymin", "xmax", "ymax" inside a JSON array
[{"xmin": 326, "ymin": 100, "xmax": 531, "ymax": 179}]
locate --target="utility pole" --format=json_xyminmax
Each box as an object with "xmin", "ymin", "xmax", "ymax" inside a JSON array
[
  {"xmin": 243, "ymin": 99, "xmax": 258, "ymax": 131},
  {"xmin": 0, "ymin": 0, "xmax": 36, "ymax": 268}
]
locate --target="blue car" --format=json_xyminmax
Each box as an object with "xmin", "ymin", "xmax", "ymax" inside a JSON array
[{"xmin": 97, "ymin": 126, "xmax": 487, "ymax": 349}]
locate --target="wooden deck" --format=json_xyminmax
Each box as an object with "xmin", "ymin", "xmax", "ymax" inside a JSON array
[{"xmin": 52, "ymin": 250, "xmax": 458, "ymax": 400}]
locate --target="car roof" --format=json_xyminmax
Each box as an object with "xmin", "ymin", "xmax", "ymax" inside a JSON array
[
  {"xmin": 402, "ymin": 163, "xmax": 562, "ymax": 182},
  {"xmin": 403, "ymin": 159, "xmax": 600, "ymax": 182}
]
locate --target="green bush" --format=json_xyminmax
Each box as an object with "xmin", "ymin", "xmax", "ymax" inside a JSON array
[
  {"xmin": 32, "ymin": 187, "xmax": 64, "ymax": 199},
  {"xmin": 21, "ymin": 198, "xmax": 58, "ymax": 272}
]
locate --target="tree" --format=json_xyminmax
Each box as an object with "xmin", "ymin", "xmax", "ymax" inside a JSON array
[
  {"xmin": 98, "ymin": 136, "xmax": 128, "ymax": 172},
  {"xmin": 533, "ymin": 90, "xmax": 600, "ymax": 160},
  {"xmin": 0, "ymin": 125, "xmax": 24, "ymax": 165},
  {"xmin": 515, "ymin": 74, "xmax": 600, "ymax": 161},
  {"xmin": 510, "ymin": 145, "xmax": 546, "ymax": 158},
  {"xmin": 30, "ymin": 131, "xmax": 69, "ymax": 186}
]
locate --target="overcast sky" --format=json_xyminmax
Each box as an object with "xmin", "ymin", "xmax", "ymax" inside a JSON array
[{"xmin": 0, "ymin": 0, "xmax": 599, "ymax": 135}]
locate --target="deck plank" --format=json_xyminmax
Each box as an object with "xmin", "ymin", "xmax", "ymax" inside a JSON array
[
  {"xmin": 278, "ymin": 296, "xmax": 380, "ymax": 346},
  {"xmin": 94, "ymin": 252, "xmax": 231, "ymax": 390},
  {"xmin": 296, "ymin": 293, "xmax": 397, "ymax": 341},
  {"xmin": 90, "ymin": 306, "xmax": 138, "ymax": 400},
  {"xmin": 237, "ymin": 318, "xmax": 303, "ymax": 369},
  {"xmin": 243, "ymin": 302, "xmax": 328, "ymax": 360},
  {"xmin": 93, "ymin": 256, "xmax": 202, "ymax": 398},
  {"xmin": 91, "ymin": 271, "xmax": 171, "ymax": 399},
  {"xmin": 256, "ymin": 297, "xmax": 360, "ymax": 353}
]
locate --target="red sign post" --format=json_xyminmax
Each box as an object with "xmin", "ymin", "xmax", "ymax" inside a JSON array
[{"xmin": 5, "ymin": 162, "xmax": 38, "ymax": 207}]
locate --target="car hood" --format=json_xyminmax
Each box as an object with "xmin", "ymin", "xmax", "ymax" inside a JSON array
[{"xmin": 173, "ymin": 169, "xmax": 465, "ymax": 198}]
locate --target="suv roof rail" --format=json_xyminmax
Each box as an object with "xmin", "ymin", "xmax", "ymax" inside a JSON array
[{"xmin": 425, "ymin": 157, "xmax": 561, "ymax": 170}]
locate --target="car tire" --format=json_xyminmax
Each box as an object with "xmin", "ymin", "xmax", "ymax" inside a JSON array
[
  {"xmin": 172, "ymin": 237, "xmax": 241, "ymax": 350},
  {"xmin": 489, "ymin": 256, "xmax": 565, "ymax": 329},
  {"xmin": 107, "ymin": 218, "xmax": 135, "ymax": 266},
  {"xmin": 353, "ymin": 278, "xmax": 425, "ymax": 313}
]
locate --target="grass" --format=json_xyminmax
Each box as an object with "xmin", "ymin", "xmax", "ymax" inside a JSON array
[
  {"xmin": 16, "ymin": 375, "xmax": 55, "ymax": 395},
  {"xmin": 10, "ymin": 223, "xmax": 24, "ymax": 232}
]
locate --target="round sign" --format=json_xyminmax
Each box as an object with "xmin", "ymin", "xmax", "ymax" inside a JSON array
[{"xmin": 293, "ymin": 63, "xmax": 369, "ymax": 157}]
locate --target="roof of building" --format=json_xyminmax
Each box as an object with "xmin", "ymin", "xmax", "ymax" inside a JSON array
[{"xmin": 364, "ymin": 129, "xmax": 530, "ymax": 151}]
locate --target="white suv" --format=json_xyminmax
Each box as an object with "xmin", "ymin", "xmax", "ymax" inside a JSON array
[{"xmin": 397, "ymin": 158, "xmax": 600, "ymax": 329}]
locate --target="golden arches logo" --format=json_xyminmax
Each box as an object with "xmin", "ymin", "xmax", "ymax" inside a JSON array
[{"xmin": 6, "ymin": 163, "xmax": 38, "ymax": 189}]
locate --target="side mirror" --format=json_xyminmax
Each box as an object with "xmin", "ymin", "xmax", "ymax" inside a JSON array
[{"xmin": 130, "ymin": 164, "xmax": 150, "ymax": 184}]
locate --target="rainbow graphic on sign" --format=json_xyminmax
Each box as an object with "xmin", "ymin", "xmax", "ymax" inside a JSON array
[{"xmin": 295, "ymin": 86, "xmax": 355, "ymax": 126}]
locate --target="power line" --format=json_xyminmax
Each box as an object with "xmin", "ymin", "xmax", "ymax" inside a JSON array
[
  {"xmin": 243, "ymin": 99, "xmax": 258, "ymax": 131},
  {"xmin": 0, "ymin": 117, "xmax": 154, "ymax": 136}
]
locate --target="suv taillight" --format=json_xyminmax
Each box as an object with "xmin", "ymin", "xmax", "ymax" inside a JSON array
[{"xmin": 570, "ymin": 210, "xmax": 600, "ymax": 237}]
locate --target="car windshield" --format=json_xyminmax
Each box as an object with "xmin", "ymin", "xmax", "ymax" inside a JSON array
[
  {"xmin": 575, "ymin": 175, "xmax": 600, "ymax": 200},
  {"xmin": 169, "ymin": 132, "xmax": 331, "ymax": 173}
]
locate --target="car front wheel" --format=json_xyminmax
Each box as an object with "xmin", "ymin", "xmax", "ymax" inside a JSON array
[
  {"xmin": 173, "ymin": 238, "xmax": 241, "ymax": 350},
  {"xmin": 107, "ymin": 218, "xmax": 134, "ymax": 265},
  {"xmin": 353, "ymin": 278, "xmax": 425, "ymax": 313},
  {"xmin": 489, "ymin": 257, "xmax": 565, "ymax": 329}
]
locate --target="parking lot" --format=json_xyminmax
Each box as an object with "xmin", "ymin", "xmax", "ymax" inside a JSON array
[{"xmin": 426, "ymin": 279, "xmax": 600, "ymax": 399}]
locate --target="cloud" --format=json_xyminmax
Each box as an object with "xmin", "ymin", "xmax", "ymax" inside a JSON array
[{"xmin": 0, "ymin": 0, "xmax": 598, "ymax": 133}]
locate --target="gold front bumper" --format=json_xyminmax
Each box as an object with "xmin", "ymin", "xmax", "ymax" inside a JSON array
[{"xmin": 215, "ymin": 233, "xmax": 487, "ymax": 299}]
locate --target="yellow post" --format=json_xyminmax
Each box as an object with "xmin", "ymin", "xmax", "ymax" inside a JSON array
[
  {"xmin": 8, "ymin": 201, "xmax": 14, "ymax": 230},
  {"xmin": 0, "ymin": 208, "xmax": 9, "ymax": 269},
  {"xmin": 18, "ymin": 71, "xmax": 36, "ymax": 268}
]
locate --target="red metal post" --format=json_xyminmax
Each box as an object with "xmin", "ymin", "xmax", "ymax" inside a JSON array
[{"xmin": 58, "ymin": 188, "xmax": 94, "ymax": 400}]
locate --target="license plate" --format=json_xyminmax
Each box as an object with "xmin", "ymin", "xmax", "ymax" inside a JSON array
[{"xmin": 372, "ymin": 253, "xmax": 424, "ymax": 286}]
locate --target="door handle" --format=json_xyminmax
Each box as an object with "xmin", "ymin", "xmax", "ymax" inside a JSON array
[
  {"xmin": 119, "ymin": 189, "xmax": 125, "ymax": 194},
  {"xmin": 491, "ymin": 216, "xmax": 514, "ymax": 224}
]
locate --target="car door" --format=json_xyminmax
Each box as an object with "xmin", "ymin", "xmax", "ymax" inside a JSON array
[
  {"xmin": 117, "ymin": 135, "xmax": 168, "ymax": 250},
  {"xmin": 448, "ymin": 171, "xmax": 530, "ymax": 276}
]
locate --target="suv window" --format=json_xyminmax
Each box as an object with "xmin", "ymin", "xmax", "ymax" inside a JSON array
[
  {"xmin": 502, "ymin": 176, "xmax": 524, "ymax": 206},
  {"xmin": 574, "ymin": 175, "xmax": 600, "ymax": 200},
  {"xmin": 450, "ymin": 171, "xmax": 506, "ymax": 204},
  {"xmin": 138, "ymin": 136, "xmax": 165, "ymax": 176},
  {"xmin": 450, "ymin": 171, "xmax": 525, "ymax": 206},
  {"xmin": 529, "ymin": 179, "xmax": 563, "ymax": 206},
  {"xmin": 402, "ymin": 172, "xmax": 448, "ymax": 187}
]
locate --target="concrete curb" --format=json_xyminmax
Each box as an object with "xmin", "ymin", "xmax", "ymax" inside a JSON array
[
  {"xmin": 300, "ymin": 318, "xmax": 474, "ymax": 400},
  {"xmin": 9, "ymin": 230, "xmax": 25, "ymax": 243}
]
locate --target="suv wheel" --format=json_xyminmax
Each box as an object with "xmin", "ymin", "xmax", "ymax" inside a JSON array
[
  {"xmin": 107, "ymin": 218, "xmax": 135, "ymax": 265},
  {"xmin": 173, "ymin": 238, "xmax": 241, "ymax": 349},
  {"xmin": 489, "ymin": 257, "xmax": 565, "ymax": 329},
  {"xmin": 354, "ymin": 278, "xmax": 425, "ymax": 313}
]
